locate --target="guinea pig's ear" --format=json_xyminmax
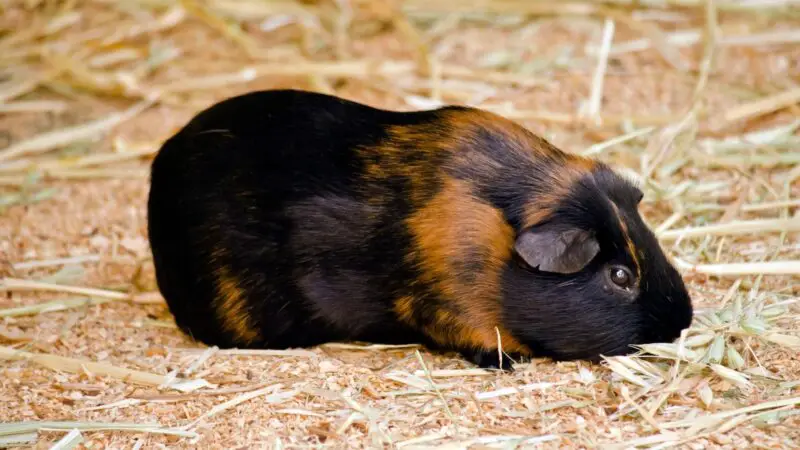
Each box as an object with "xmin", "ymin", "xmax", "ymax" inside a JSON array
[{"xmin": 514, "ymin": 224, "xmax": 600, "ymax": 274}]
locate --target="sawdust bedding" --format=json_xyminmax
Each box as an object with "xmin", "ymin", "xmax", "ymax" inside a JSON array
[{"xmin": 1, "ymin": 2, "xmax": 799, "ymax": 449}]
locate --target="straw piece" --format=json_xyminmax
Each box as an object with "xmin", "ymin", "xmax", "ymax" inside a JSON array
[
  {"xmin": 100, "ymin": 6, "xmax": 187, "ymax": 47},
  {"xmin": 149, "ymin": 60, "xmax": 549, "ymax": 94},
  {"xmin": 0, "ymin": 432, "xmax": 38, "ymax": 447},
  {"xmin": 321, "ymin": 343, "xmax": 422, "ymax": 351},
  {"xmin": 141, "ymin": 319, "xmax": 177, "ymax": 328},
  {"xmin": 582, "ymin": 126, "xmax": 655, "ymax": 156},
  {"xmin": 696, "ymin": 151, "xmax": 800, "ymax": 169},
  {"xmin": 0, "ymin": 175, "xmax": 28, "ymax": 186},
  {"xmin": 641, "ymin": 110, "xmax": 698, "ymax": 181},
  {"xmin": 723, "ymin": 86, "xmax": 800, "ymax": 124},
  {"xmin": 690, "ymin": 0, "xmax": 718, "ymax": 107},
  {"xmin": 35, "ymin": 146, "xmax": 157, "ymax": 170},
  {"xmin": 203, "ymin": 0, "xmax": 318, "ymax": 18},
  {"xmin": 383, "ymin": 3, "xmax": 432, "ymax": 72},
  {"xmin": 762, "ymin": 333, "xmax": 800, "ymax": 350},
  {"xmin": 581, "ymin": 18, "xmax": 615, "ymax": 124},
  {"xmin": 411, "ymin": 369, "xmax": 494, "ymax": 378},
  {"xmin": 178, "ymin": 348, "xmax": 318, "ymax": 358},
  {"xmin": 689, "ymin": 199, "xmax": 800, "ymax": 214},
  {"xmin": 184, "ymin": 385, "xmax": 298, "ymax": 429},
  {"xmin": 602, "ymin": 432, "xmax": 681, "ymax": 450},
  {"xmin": 660, "ymin": 396, "xmax": 800, "ymax": 429},
  {"xmin": 672, "ymin": 258, "xmax": 800, "ymax": 276},
  {"xmin": 619, "ymin": 385, "xmax": 661, "ymax": 430},
  {"xmin": 396, "ymin": 432, "xmax": 449, "ymax": 448},
  {"xmin": 2, "ymin": 280, "xmax": 160, "ymax": 305},
  {"xmin": 1, "ymin": 278, "xmax": 129, "ymax": 300},
  {"xmin": 384, "ymin": 372, "xmax": 454, "ymax": 391},
  {"xmin": 0, "ymin": 421, "xmax": 196, "ymax": 438},
  {"xmin": 0, "ymin": 345, "xmax": 189, "ymax": 388},
  {"xmin": 12, "ymin": 255, "xmax": 102, "ymax": 270},
  {"xmin": 274, "ymin": 408, "xmax": 325, "ymax": 418},
  {"xmin": 0, "ymin": 100, "xmax": 154, "ymax": 163},
  {"xmin": 599, "ymin": 7, "xmax": 688, "ymax": 71},
  {"xmin": 719, "ymin": 28, "xmax": 800, "ymax": 46},
  {"xmin": 38, "ymin": 167, "xmax": 151, "ymax": 181},
  {"xmin": 0, "ymin": 100, "xmax": 69, "ymax": 114},
  {"xmin": 180, "ymin": 0, "xmax": 259, "ymax": 56},
  {"xmin": 658, "ymin": 218, "xmax": 800, "ymax": 240},
  {"xmin": 406, "ymin": 0, "xmax": 687, "ymax": 69},
  {"xmin": 2, "ymin": 1, "xmax": 799, "ymax": 447},
  {"xmin": 473, "ymin": 381, "xmax": 567, "ymax": 400},
  {"xmin": 130, "ymin": 382, "xmax": 274, "ymax": 401},
  {"xmin": 604, "ymin": 357, "xmax": 652, "ymax": 388},
  {"xmin": 0, "ymin": 72, "xmax": 55, "ymax": 104},
  {"xmin": 709, "ymin": 364, "xmax": 752, "ymax": 387},
  {"xmin": 0, "ymin": 297, "xmax": 112, "ymax": 317},
  {"xmin": 130, "ymin": 291, "xmax": 166, "ymax": 304},
  {"xmin": 48, "ymin": 428, "xmax": 83, "ymax": 450},
  {"xmin": 484, "ymin": 104, "xmax": 682, "ymax": 127},
  {"xmin": 184, "ymin": 346, "xmax": 219, "ymax": 375},
  {"xmin": 591, "ymin": 28, "xmax": 800, "ymax": 58},
  {"xmin": 414, "ymin": 350, "xmax": 458, "ymax": 424}
]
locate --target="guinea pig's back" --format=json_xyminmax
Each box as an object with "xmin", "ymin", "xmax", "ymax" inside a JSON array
[
  {"xmin": 147, "ymin": 90, "xmax": 431, "ymax": 349},
  {"xmin": 156, "ymin": 90, "xmax": 391, "ymax": 193}
]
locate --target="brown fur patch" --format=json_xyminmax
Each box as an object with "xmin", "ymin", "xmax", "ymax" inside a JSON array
[
  {"xmin": 358, "ymin": 121, "xmax": 454, "ymax": 208},
  {"xmin": 439, "ymin": 107, "xmax": 598, "ymax": 229},
  {"xmin": 212, "ymin": 264, "xmax": 261, "ymax": 345},
  {"xmin": 404, "ymin": 176, "xmax": 530, "ymax": 355},
  {"xmin": 373, "ymin": 107, "xmax": 600, "ymax": 355},
  {"xmin": 393, "ymin": 295, "xmax": 415, "ymax": 323},
  {"xmin": 521, "ymin": 154, "xmax": 598, "ymax": 228},
  {"xmin": 609, "ymin": 201, "xmax": 642, "ymax": 280}
]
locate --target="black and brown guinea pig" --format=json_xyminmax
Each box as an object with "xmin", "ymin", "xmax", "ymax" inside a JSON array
[{"xmin": 146, "ymin": 89, "xmax": 693, "ymax": 370}]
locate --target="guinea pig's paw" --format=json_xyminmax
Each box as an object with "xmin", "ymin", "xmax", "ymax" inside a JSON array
[{"xmin": 463, "ymin": 349, "xmax": 516, "ymax": 372}]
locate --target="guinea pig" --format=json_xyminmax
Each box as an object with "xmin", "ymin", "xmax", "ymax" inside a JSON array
[{"xmin": 146, "ymin": 89, "xmax": 693, "ymax": 370}]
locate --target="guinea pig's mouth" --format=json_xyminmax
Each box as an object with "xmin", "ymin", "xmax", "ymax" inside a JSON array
[
  {"xmin": 638, "ymin": 321, "xmax": 689, "ymax": 346},
  {"xmin": 541, "ymin": 339, "xmax": 640, "ymax": 363},
  {"xmin": 543, "ymin": 320, "xmax": 689, "ymax": 363},
  {"xmin": 597, "ymin": 342, "xmax": 640, "ymax": 361}
]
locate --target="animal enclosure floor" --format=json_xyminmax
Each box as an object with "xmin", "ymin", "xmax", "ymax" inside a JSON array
[{"xmin": 1, "ymin": 2, "xmax": 799, "ymax": 449}]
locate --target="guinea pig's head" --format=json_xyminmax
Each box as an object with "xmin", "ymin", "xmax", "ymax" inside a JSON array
[{"xmin": 500, "ymin": 165, "xmax": 693, "ymax": 362}]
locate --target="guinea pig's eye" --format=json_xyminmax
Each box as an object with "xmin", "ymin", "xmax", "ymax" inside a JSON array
[{"xmin": 608, "ymin": 266, "xmax": 634, "ymax": 289}]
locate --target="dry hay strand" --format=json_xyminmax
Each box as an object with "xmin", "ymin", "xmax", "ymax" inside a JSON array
[{"xmin": 1, "ymin": 0, "xmax": 799, "ymax": 448}]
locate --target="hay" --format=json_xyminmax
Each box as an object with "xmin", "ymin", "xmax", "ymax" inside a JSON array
[{"xmin": 1, "ymin": 0, "xmax": 798, "ymax": 448}]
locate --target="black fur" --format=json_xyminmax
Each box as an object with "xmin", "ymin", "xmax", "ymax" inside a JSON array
[
  {"xmin": 147, "ymin": 89, "xmax": 693, "ymax": 369},
  {"xmin": 501, "ymin": 169, "xmax": 692, "ymax": 362}
]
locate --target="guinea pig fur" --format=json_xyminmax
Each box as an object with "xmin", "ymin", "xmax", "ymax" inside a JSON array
[{"xmin": 147, "ymin": 89, "xmax": 693, "ymax": 370}]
